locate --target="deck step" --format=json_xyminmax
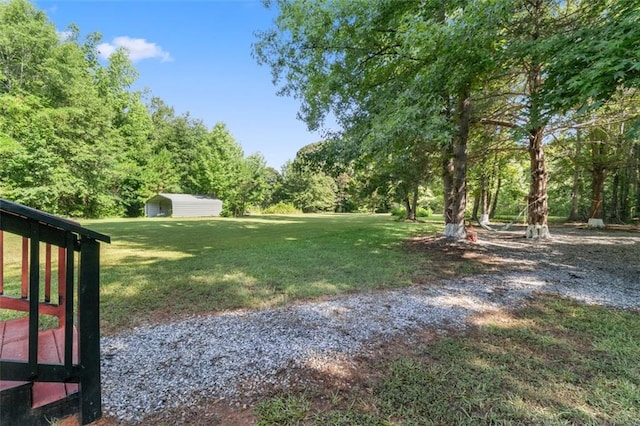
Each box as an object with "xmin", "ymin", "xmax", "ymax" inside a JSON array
[
  {"xmin": 0, "ymin": 380, "xmax": 33, "ymax": 420},
  {"xmin": 1, "ymin": 318, "xmax": 79, "ymax": 423}
]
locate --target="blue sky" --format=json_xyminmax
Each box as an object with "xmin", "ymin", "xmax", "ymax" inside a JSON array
[{"xmin": 34, "ymin": 0, "xmax": 335, "ymax": 171}]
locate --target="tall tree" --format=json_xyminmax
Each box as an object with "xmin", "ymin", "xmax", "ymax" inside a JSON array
[
  {"xmin": 255, "ymin": 0, "xmax": 506, "ymax": 238},
  {"xmin": 0, "ymin": 0, "xmax": 58, "ymax": 94},
  {"xmin": 281, "ymin": 159, "xmax": 337, "ymax": 212},
  {"xmin": 233, "ymin": 153, "xmax": 271, "ymax": 216}
]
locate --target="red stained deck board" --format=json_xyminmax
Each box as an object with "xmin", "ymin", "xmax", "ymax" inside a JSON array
[
  {"xmin": 0, "ymin": 318, "xmax": 79, "ymax": 408},
  {"xmin": 1, "ymin": 317, "xmax": 30, "ymax": 346},
  {"xmin": 0, "ymin": 318, "xmax": 30, "ymax": 392},
  {"xmin": 52, "ymin": 327, "xmax": 79, "ymax": 397}
]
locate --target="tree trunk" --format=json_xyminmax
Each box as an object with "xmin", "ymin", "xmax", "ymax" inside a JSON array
[
  {"xmin": 619, "ymin": 137, "xmax": 635, "ymax": 223},
  {"xmin": 443, "ymin": 147, "xmax": 456, "ymax": 228},
  {"xmin": 411, "ymin": 187, "xmax": 418, "ymax": 220},
  {"xmin": 524, "ymin": 0, "xmax": 550, "ymax": 239},
  {"xmin": 472, "ymin": 191, "xmax": 480, "ymax": 220},
  {"xmin": 480, "ymin": 173, "xmax": 490, "ymax": 224},
  {"xmin": 443, "ymin": 90, "xmax": 470, "ymax": 239},
  {"xmin": 526, "ymin": 125, "xmax": 550, "ymax": 238},
  {"xmin": 634, "ymin": 142, "xmax": 640, "ymax": 220},
  {"xmin": 589, "ymin": 165, "xmax": 606, "ymax": 228},
  {"xmin": 589, "ymin": 140, "xmax": 606, "ymax": 228},
  {"xmin": 620, "ymin": 168, "xmax": 630, "ymax": 223},
  {"xmin": 568, "ymin": 129, "xmax": 582, "ymax": 222},
  {"xmin": 608, "ymin": 172, "xmax": 620, "ymax": 223},
  {"xmin": 489, "ymin": 176, "xmax": 500, "ymax": 219},
  {"xmin": 404, "ymin": 195, "xmax": 415, "ymax": 221}
]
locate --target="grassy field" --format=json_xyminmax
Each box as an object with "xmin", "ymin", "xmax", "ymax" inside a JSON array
[
  {"xmin": 0, "ymin": 214, "xmax": 439, "ymax": 333},
  {"xmin": 3, "ymin": 214, "xmax": 638, "ymax": 424},
  {"xmin": 255, "ymin": 296, "xmax": 640, "ymax": 425}
]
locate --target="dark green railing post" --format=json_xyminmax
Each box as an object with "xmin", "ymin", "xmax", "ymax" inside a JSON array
[
  {"xmin": 64, "ymin": 232, "xmax": 76, "ymax": 376},
  {"xmin": 28, "ymin": 221, "xmax": 40, "ymax": 378},
  {"xmin": 78, "ymin": 236, "xmax": 102, "ymax": 424}
]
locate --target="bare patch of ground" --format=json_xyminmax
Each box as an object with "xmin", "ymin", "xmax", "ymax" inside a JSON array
[{"xmin": 406, "ymin": 224, "xmax": 639, "ymax": 284}]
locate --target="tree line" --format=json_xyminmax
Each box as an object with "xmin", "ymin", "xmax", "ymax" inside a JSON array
[
  {"xmin": 254, "ymin": 0, "xmax": 640, "ymax": 237},
  {"xmin": 2, "ymin": 0, "xmax": 639, "ymax": 232},
  {"xmin": 0, "ymin": 0, "xmax": 277, "ymax": 217}
]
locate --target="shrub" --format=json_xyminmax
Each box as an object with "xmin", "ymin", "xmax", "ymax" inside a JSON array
[
  {"xmin": 417, "ymin": 207, "xmax": 433, "ymax": 217},
  {"xmin": 262, "ymin": 202, "xmax": 302, "ymax": 214},
  {"xmin": 391, "ymin": 206, "xmax": 433, "ymax": 219},
  {"xmin": 391, "ymin": 206, "xmax": 406, "ymax": 218}
]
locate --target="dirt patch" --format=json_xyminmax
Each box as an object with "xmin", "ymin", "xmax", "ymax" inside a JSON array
[
  {"xmin": 406, "ymin": 224, "xmax": 639, "ymax": 284},
  {"xmin": 131, "ymin": 399, "xmax": 256, "ymax": 426}
]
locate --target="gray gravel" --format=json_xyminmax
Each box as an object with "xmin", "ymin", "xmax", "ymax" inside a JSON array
[{"xmin": 100, "ymin": 229, "xmax": 639, "ymax": 423}]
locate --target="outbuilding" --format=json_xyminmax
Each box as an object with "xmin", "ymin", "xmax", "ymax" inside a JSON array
[{"xmin": 145, "ymin": 193, "xmax": 223, "ymax": 218}]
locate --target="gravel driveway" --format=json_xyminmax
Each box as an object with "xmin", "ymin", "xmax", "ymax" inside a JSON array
[{"xmin": 100, "ymin": 226, "xmax": 639, "ymax": 423}]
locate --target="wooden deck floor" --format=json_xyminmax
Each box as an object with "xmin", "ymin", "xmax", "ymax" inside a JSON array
[{"xmin": 0, "ymin": 317, "xmax": 78, "ymax": 408}]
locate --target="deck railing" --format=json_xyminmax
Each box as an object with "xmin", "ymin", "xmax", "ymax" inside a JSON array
[
  {"xmin": 0, "ymin": 236, "xmax": 69, "ymax": 325},
  {"xmin": 0, "ymin": 198, "xmax": 110, "ymax": 424}
]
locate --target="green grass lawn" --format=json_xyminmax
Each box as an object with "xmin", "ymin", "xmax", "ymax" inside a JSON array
[
  {"xmin": 255, "ymin": 297, "xmax": 640, "ymax": 425},
  {"xmin": 71, "ymin": 214, "xmax": 439, "ymax": 333},
  {"xmin": 3, "ymin": 214, "xmax": 638, "ymax": 424}
]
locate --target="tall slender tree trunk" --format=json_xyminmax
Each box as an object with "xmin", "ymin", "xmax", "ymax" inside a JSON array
[
  {"xmin": 620, "ymin": 136, "xmax": 634, "ymax": 223},
  {"xmin": 568, "ymin": 129, "xmax": 582, "ymax": 221},
  {"xmin": 472, "ymin": 189, "xmax": 480, "ymax": 220},
  {"xmin": 527, "ymin": 124, "xmax": 550, "ymax": 238},
  {"xmin": 526, "ymin": 60, "xmax": 550, "ymax": 237},
  {"xmin": 589, "ymin": 140, "xmax": 606, "ymax": 228},
  {"xmin": 608, "ymin": 173, "xmax": 620, "ymax": 223},
  {"xmin": 404, "ymin": 189, "xmax": 418, "ymax": 221},
  {"xmin": 525, "ymin": 59, "xmax": 550, "ymax": 238},
  {"xmin": 403, "ymin": 196, "xmax": 414, "ymax": 220},
  {"xmin": 619, "ymin": 170, "xmax": 630, "ymax": 223},
  {"xmin": 489, "ymin": 176, "xmax": 500, "ymax": 219},
  {"xmin": 633, "ymin": 142, "xmax": 640, "ymax": 220},
  {"xmin": 443, "ymin": 149, "xmax": 456, "ymax": 225},
  {"xmin": 480, "ymin": 173, "xmax": 490, "ymax": 224},
  {"xmin": 590, "ymin": 166, "xmax": 606, "ymax": 227},
  {"xmin": 523, "ymin": 0, "xmax": 550, "ymax": 239},
  {"xmin": 411, "ymin": 187, "xmax": 418, "ymax": 220},
  {"xmin": 443, "ymin": 90, "xmax": 471, "ymax": 238}
]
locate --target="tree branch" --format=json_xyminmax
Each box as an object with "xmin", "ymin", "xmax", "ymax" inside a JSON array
[{"xmin": 477, "ymin": 118, "xmax": 518, "ymax": 128}]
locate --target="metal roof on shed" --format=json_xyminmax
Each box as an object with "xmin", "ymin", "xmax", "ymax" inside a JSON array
[{"xmin": 150, "ymin": 193, "xmax": 218, "ymax": 202}]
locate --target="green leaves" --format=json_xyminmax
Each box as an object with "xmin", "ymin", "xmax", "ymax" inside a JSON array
[
  {"xmin": 0, "ymin": 0, "xmax": 58, "ymax": 94},
  {"xmin": 542, "ymin": 0, "xmax": 640, "ymax": 113},
  {"xmin": 0, "ymin": 0, "xmax": 268, "ymax": 218}
]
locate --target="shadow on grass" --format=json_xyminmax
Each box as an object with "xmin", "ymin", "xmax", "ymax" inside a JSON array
[
  {"xmin": 252, "ymin": 297, "xmax": 640, "ymax": 425},
  {"xmin": 407, "ymin": 224, "xmax": 640, "ymax": 283}
]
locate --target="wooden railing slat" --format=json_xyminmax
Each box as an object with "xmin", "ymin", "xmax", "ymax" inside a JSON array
[
  {"xmin": 0, "ymin": 297, "xmax": 62, "ymax": 316},
  {"xmin": 45, "ymin": 244, "xmax": 52, "ymax": 303},
  {"xmin": 58, "ymin": 246, "xmax": 66, "ymax": 305},
  {"xmin": 21, "ymin": 237, "xmax": 28, "ymax": 299},
  {"xmin": 0, "ymin": 230, "xmax": 4, "ymax": 294}
]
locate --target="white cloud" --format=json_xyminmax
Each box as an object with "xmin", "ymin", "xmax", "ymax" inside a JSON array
[
  {"xmin": 97, "ymin": 36, "xmax": 173, "ymax": 63},
  {"xmin": 57, "ymin": 31, "xmax": 72, "ymax": 41}
]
